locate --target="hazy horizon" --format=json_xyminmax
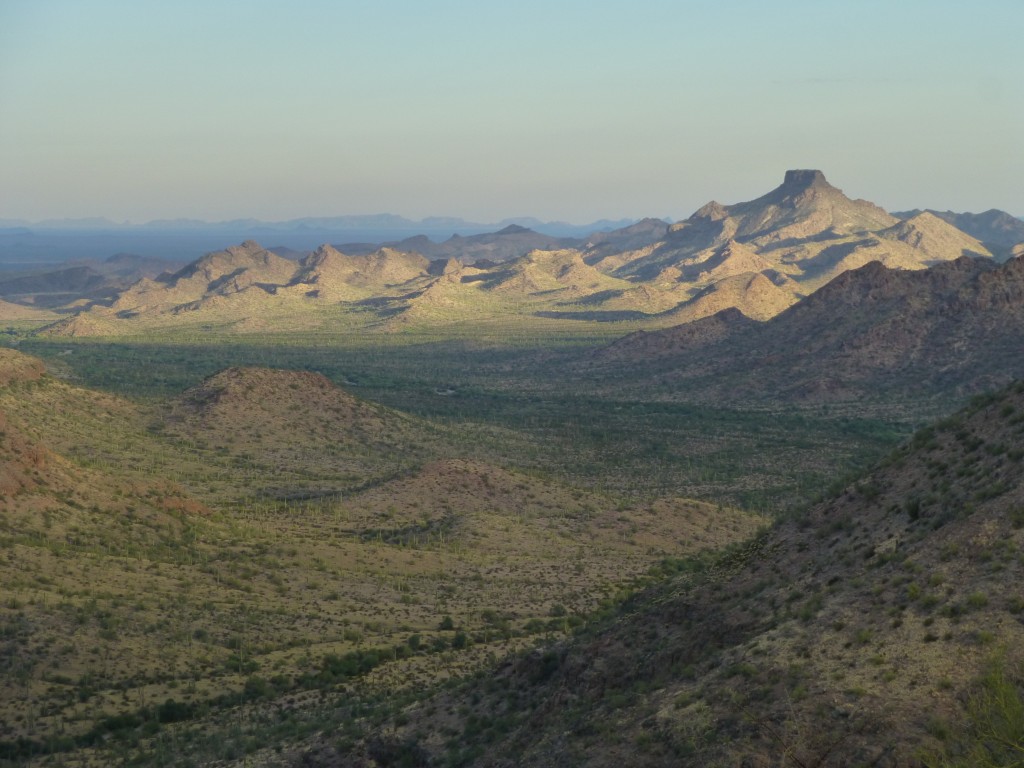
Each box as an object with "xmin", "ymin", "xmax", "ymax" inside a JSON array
[{"xmin": 2, "ymin": 1, "xmax": 1021, "ymax": 223}]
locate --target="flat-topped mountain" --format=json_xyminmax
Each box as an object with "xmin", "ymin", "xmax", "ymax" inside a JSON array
[
  {"xmin": 602, "ymin": 170, "xmax": 988, "ymax": 288},
  {"xmin": 709, "ymin": 168, "xmax": 898, "ymax": 242}
]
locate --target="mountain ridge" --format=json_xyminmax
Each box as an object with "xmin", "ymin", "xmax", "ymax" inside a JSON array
[
  {"xmin": 7, "ymin": 170, "xmax": 1006, "ymax": 337},
  {"xmin": 588, "ymin": 254, "xmax": 1024, "ymax": 409}
]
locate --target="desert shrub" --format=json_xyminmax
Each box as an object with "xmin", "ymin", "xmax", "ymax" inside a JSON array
[{"xmin": 921, "ymin": 654, "xmax": 1024, "ymax": 767}]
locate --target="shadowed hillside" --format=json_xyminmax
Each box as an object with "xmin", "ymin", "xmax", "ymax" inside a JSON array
[
  {"xmin": 589, "ymin": 255, "xmax": 1024, "ymax": 413},
  {"xmin": 308, "ymin": 381, "xmax": 1024, "ymax": 767}
]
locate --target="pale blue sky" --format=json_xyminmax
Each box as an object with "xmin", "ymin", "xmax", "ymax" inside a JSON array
[{"xmin": 1, "ymin": 0, "xmax": 1021, "ymax": 223}]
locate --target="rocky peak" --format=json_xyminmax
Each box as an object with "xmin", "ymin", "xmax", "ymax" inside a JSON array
[
  {"xmin": 307, "ymin": 244, "xmax": 346, "ymax": 263},
  {"xmin": 496, "ymin": 224, "xmax": 532, "ymax": 235},
  {"xmin": 691, "ymin": 201, "xmax": 729, "ymax": 221},
  {"xmin": 233, "ymin": 240, "xmax": 264, "ymax": 254},
  {"xmin": 781, "ymin": 169, "xmax": 830, "ymax": 190}
]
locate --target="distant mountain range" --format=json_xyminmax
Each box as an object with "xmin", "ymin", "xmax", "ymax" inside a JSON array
[
  {"xmin": 0, "ymin": 213, "xmax": 638, "ymax": 239},
  {"xmin": 4, "ymin": 170, "xmax": 1021, "ymax": 346},
  {"xmin": 0, "ymin": 214, "xmax": 640, "ymax": 267}
]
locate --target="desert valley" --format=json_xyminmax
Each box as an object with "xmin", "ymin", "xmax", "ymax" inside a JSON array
[{"xmin": 2, "ymin": 170, "xmax": 1024, "ymax": 767}]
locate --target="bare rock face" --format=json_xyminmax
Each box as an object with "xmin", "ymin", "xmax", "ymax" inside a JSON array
[{"xmin": 781, "ymin": 168, "xmax": 827, "ymax": 187}]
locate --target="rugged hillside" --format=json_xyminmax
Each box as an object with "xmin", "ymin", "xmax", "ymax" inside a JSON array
[
  {"xmin": 878, "ymin": 211, "xmax": 991, "ymax": 262},
  {"xmin": 0, "ymin": 350, "xmax": 217, "ymax": 745},
  {"xmin": 282, "ymin": 244, "xmax": 431, "ymax": 300},
  {"xmin": 602, "ymin": 171, "xmax": 992, "ymax": 305},
  {"xmin": 661, "ymin": 271, "xmax": 798, "ymax": 323},
  {"xmin": 714, "ymin": 168, "xmax": 898, "ymax": 242},
  {"xmin": 0, "ymin": 350, "xmax": 59, "ymax": 495},
  {"xmin": 317, "ymin": 381, "xmax": 1024, "ymax": 767},
  {"xmin": 276, "ymin": 244, "xmax": 367, "ymax": 301},
  {"xmin": 101, "ymin": 240, "xmax": 300, "ymax": 316},
  {"xmin": 588, "ymin": 255, "xmax": 1024, "ymax": 410},
  {"xmin": 896, "ymin": 208, "xmax": 1024, "ymax": 256},
  {"xmin": 476, "ymin": 249, "xmax": 624, "ymax": 297},
  {"xmin": 581, "ymin": 218, "xmax": 671, "ymax": 263},
  {"xmin": 607, "ymin": 170, "xmax": 900, "ymax": 280}
]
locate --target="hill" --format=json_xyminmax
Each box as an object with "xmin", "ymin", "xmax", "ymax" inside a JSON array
[
  {"xmin": 0, "ymin": 298, "xmax": 58, "ymax": 323},
  {"xmin": 281, "ymin": 244, "xmax": 431, "ymax": 301},
  {"xmin": 342, "ymin": 224, "xmax": 580, "ymax": 265},
  {"xmin": 312, "ymin": 380, "xmax": 1024, "ymax": 767},
  {"xmin": 878, "ymin": 211, "xmax": 991, "ymax": 262},
  {"xmin": 895, "ymin": 208, "xmax": 1024, "ymax": 256},
  {"xmin": 163, "ymin": 366, "xmax": 436, "ymax": 500},
  {"xmin": 588, "ymin": 255, "xmax": 1024, "ymax": 411},
  {"xmin": 581, "ymin": 217, "xmax": 671, "ymax": 263},
  {"xmin": 0, "ymin": 264, "xmax": 127, "ymax": 309},
  {"xmin": 107, "ymin": 240, "xmax": 300, "ymax": 314},
  {"xmin": 660, "ymin": 271, "xmax": 797, "ymax": 323}
]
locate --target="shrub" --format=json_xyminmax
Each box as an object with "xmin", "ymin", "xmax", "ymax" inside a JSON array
[{"xmin": 921, "ymin": 655, "xmax": 1024, "ymax": 767}]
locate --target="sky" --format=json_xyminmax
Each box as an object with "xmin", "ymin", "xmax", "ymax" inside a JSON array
[{"xmin": 1, "ymin": 0, "xmax": 1021, "ymax": 224}]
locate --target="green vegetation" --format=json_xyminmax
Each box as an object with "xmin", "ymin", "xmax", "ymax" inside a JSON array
[
  {"xmin": 923, "ymin": 655, "xmax": 1024, "ymax": 767},
  {"xmin": 0, "ymin": 333, "xmax": 775, "ymax": 766},
  {"xmin": 3, "ymin": 324, "xmax": 1003, "ymax": 768},
  {"xmin": 17, "ymin": 336, "xmax": 909, "ymax": 512}
]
